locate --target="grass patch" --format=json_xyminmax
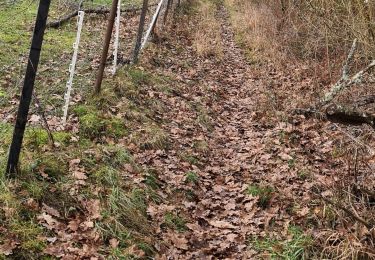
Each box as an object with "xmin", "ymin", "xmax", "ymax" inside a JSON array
[
  {"xmin": 191, "ymin": 101, "xmax": 213, "ymax": 131},
  {"xmin": 164, "ymin": 212, "xmax": 187, "ymax": 233},
  {"xmin": 193, "ymin": 0, "xmax": 223, "ymax": 58},
  {"xmin": 184, "ymin": 189, "xmax": 197, "ymax": 201},
  {"xmin": 0, "ymin": 179, "xmax": 47, "ymax": 258},
  {"xmin": 27, "ymin": 152, "xmax": 67, "ymax": 181},
  {"xmin": 73, "ymin": 104, "xmax": 127, "ymax": 139},
  {"xmin": 297, "ymin": 169, "xmax": 311, "ymax": 181},
  {"xmin": 79, "ymin": 111, "xmax": 106, "ymax": 138},
  {"xmin": 131, "ymin": 124, "xmax": 169, "ymax": 150},
  {"xmin": 98, "ymin": 187, "xmax": 151, "ymax": 242},
  {"xmin": 185, "ymin": 171, "xmax": 199, "ymax": 184},
  {"xmin": 193, "ymin": 140, "xmax": 209, "ymax": 154},
  {"xmin": 181, "ymin": 153, "xmax": 200, "ymax": 166},
  {"xmin": 143, "ymin": 171, "xmax": 161, "ymax": 190},
  {"xmin": 250, "ymin": 226, "xmax": 313, "ymax": 259},
  {"xmin": 247, "ymin": 184, "xmax": 274, "ymax": 208}
]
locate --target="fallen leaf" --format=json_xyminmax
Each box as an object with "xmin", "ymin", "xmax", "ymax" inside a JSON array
[
  {"xmin": 0, "ymin": 239, "xmax": 19, "ymax": 255},
  {"xmin": 109, "ymin": 238, "xmax": 119, "ymax": 248},
  {"xmin": 208, "ymin": 220, "xmax": 236, "ymax": 229}
]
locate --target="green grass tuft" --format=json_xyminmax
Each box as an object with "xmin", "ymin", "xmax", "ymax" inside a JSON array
[
  {"xmin": 247, "ymin": 184, "xmax": 274, "ymax": 208},
  {"xmin": 185, "ymin": 171, "xmax": 199, "ymax": 184},
  {"xmin": 251, "ymin": 226, "xmax": 313, "ymax": 259},
  {"xmin": 164, "ymin": 212, "xmax": 187, "ymax": 232}
]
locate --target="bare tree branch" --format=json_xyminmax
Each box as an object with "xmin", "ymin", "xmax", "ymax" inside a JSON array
[{"xmin": 321, "ymin": 39, "xmax": 375, "ymax": 106}]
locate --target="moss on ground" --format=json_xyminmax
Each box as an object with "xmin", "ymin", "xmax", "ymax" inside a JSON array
[{"xmin": 73, "ymin": 104, "xmax": 127, "ymax": 140}]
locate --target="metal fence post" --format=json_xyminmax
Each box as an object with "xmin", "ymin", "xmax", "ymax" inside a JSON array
[{"xmin": 6, "ymin": 0, "xmax": 51, "ymax": 176}]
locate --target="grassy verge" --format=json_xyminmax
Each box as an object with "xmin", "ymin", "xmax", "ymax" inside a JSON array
[{"xmin": 0, "ymin": 61, "xmax": 175, "ymax": 258}]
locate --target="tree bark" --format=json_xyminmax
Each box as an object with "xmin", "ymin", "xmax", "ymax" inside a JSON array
[{"xmin": 132, "ymin": 0, "xmax": 149, "ymax": 64}]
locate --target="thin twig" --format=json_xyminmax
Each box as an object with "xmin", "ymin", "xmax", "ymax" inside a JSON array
[{"xmin": 332, "ymin": 123, "xmax": 375, "ymax": 155}]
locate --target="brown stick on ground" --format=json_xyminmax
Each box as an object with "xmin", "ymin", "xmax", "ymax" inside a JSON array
[{"xmin": 47, "ymin": 4, "xmax": 157, "ymax": 29}]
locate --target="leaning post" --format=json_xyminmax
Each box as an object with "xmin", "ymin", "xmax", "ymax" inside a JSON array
[
  {"xmin": 6, "ymin": 0, "xmax": 51, "ymax": 176},
  {"xmin": 94, "ymin": 0, "xmax": 119, "ymax": 94}
]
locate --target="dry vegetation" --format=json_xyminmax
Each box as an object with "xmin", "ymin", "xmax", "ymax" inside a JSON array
[
  {"xmin": 226, "ymin": 0, "xmax": 375, "ymax": 78},
  {"xmin": 192, "ymin": 0, "xmax": 223, "ymax": 58},
  {"xmin": 1, "ymin": 0, "xmax": 374, "ymax": 258}
]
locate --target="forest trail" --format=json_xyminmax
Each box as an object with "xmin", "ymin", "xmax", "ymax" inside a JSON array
[
  {"xmin": 1, "ymin": 0, "xmax": 374, "ymax": 258},
  {"xmin": 146, "ymin": 5, "xmax": 269, "ymax": 258}
]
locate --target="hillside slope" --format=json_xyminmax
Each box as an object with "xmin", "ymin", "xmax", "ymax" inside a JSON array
[{"xmin": 0, "ymin": 0, "xmax": 374, "ymax": 259}]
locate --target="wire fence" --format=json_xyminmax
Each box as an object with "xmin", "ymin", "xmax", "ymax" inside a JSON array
[{"xmin": 0, "ymin": 0, "xmax": 181, "ymax": 174}]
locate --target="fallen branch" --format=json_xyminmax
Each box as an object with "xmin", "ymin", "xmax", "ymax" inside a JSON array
[
  {"xmin": 293, "ymin": 104, "xmax": 375, "ymax": 130},
  {"xmin": 47, "ymin": 4, "xmax": 157, "ymax": 29},
  {"xmin": 325, "ymin": 104, "xmax": 375, "ymax": 128},
  {"xmin": 293, "ymin": 39, "xmax": 375, "ymax": 128},
  {"xmin": 355, "ymin": 95, "xmax": 375, "ymax": 107}
]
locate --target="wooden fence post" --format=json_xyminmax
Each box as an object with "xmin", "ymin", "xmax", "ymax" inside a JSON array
[
  {"xmin": 94, "ymin": 0, "xmax": 119, "ymax": 94},
  {"xmin": 132, "ymin": 0, "xmax": 149, "ymax": 64},
  {"xmin": 6, "ymin": 0, "xmax": 51, "ymax": 176}
]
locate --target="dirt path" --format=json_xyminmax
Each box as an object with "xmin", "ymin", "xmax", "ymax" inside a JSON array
[
  {"xmin": 182, "ymin": 6, "xmax": 260, "ymax": 258},
  {"xmin": 137, "ymin": 3, "xmax": 362, "ymax": 258},
  {"xmin": 144, "ymin": 5, "xmax": 270, "ymax": 258}
]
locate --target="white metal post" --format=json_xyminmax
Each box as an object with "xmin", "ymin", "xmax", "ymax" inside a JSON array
[
  {"xmin": 140, "ymin": 0, "xmax": 165, "ymax": 50},
  {"xmin": 112, "ymin": 0, "xmax": 121, "ymax": 75},
  {"xmin": 62, "ymin": 11, "xmax": 85, "ymax": 125}
]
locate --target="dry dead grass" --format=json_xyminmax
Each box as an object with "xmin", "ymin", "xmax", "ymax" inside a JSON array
[
  {"xmin": 225, "ymin": 0, "xmax": 282, "ymax": 64},
  {"xmin": 193, "ymin": 0, "xmax": 223, "ymax": 59},
  {"xmin": 225, "ymin": 0, "xmax": 375, "ymax": 73}
]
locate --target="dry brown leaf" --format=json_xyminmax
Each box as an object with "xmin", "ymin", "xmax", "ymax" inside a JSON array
[
  {"xmin": 68, "ymin": 220, "xmax": 80, "ymax": 232},
  {"xmin": 208, "ymin": 220, "xmax": 236, "ymax": 229},
  {"xmin": 86, "ymin": 199, "xmax": 101, "ymax": 220},
  {"xmin": 42, "ymin": 203, "xmax": 60, "ymax": 218},
  {"xmin": 73, "ymin": 171, "xmax": 87, "ymax": 180},
  {"xmin": 0, "ymin": 239, "xmax": 19, "ymax": 255},
  {"xmin": 109, "ymin": 238, "xmax": 119, "ymax": 248}
]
